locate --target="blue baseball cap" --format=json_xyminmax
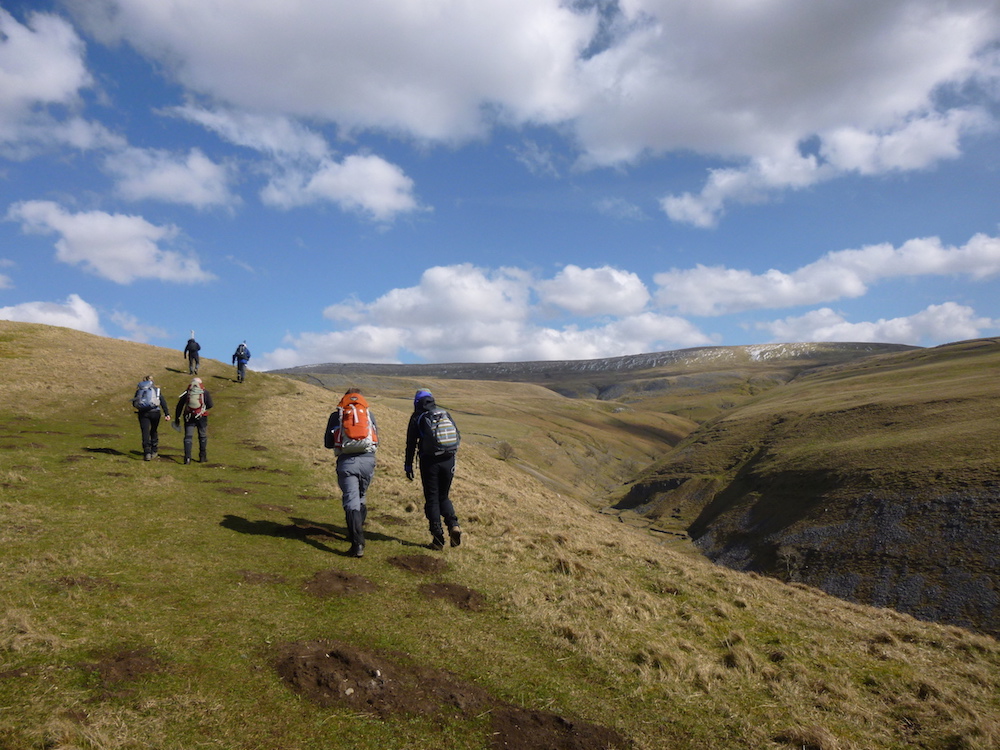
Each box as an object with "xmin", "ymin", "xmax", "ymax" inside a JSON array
[{"xmin": 413, "ymin": 389, "xmax": 433, "ymax": 407}]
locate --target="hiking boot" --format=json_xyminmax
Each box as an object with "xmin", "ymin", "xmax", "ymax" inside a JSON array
[
  {"xmin": 348, "ymin": 543, "xmax": 364, "ymax": 558},
  {"xmin": 150, "ymin": 452, "xmax": 158, "ymax": 460},
  {"xmin": 448, "ymin": 526, "xmax": 462, "ymax": 547},
  {"xmin": 144, "ymin": 453, "xmax": 151, "ymax": 461},
  {"xmin": 429, "ymin": 536, "xmax": 445, "ymax": 551},
  {"xmin": 184, "ymin": 457, "xmax": 192, "ymax": 465}
]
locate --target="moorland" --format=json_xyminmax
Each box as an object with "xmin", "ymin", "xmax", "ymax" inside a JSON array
[{"xmin": 2, "ymin": 320, "xmax": 998, "ymax": 749}]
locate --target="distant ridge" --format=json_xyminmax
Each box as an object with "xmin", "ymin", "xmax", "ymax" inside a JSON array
[{"xmin": 270, "ymin": 341, "xmax": 918, "ymax": 381}]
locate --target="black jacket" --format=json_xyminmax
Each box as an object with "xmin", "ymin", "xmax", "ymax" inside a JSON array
[
  {"xmin": 175, "ymin": 389, "xmax": 214, "ymax": 422},
  {"xmin": 405, "ymin": 396, "xmax": 459, "ymax": 465}
]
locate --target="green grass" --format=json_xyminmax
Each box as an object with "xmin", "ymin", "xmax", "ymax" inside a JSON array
[{"xmin": 2, "ymin": 322, "xmax": 1000, "ymax": 749}]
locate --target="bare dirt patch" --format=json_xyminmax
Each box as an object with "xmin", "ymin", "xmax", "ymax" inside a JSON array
[
  {"xmin": 417, "ymin": 582, "xmax": 486, "ymax": 611},
  {"xmin": 82, "ymin": 647, "xmax": 161, "ymax": 685},
  {"xmin": 303, "ymin": 569, "xmax": 377, "ymax": 597},
  {"xmin": 274, "ymin": 640, "xmax": 631, "ymax": 749},
  {"xmin": 387, "ymin": 554, "xmax": 449, "ymax": 575}
]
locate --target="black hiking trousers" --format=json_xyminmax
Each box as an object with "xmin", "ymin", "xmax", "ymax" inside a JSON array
[
  {"xmin": 137, "ymin": 408, "xmax": 162, "ymax": 456},
  {"xmin": 419, "ymin": 452, "xmax": 458, "ymax": 540},
  {"xmin": 183, "ymin": 416, "xmax": 209, "ymax": 461}
]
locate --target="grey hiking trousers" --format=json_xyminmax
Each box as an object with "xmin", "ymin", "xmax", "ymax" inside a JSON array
[{"xmin": 336, "ymin": 452, "xmax": 376, "ymax": 512}]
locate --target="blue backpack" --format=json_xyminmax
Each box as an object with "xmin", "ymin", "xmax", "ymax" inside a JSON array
[{"xmin": 133, "ymin": 381, "xmax": 159, "ymax": 411}]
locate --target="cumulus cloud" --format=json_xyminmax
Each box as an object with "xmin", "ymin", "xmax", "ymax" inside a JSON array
[
  {"xmin": 72, "ymin": 0, "xmax": 595, "ymax": 141},
  {"xmin": 260, "ymin": 154, "xmax": 420, "ymax": 220},
  {"xmin": 172, "ymin": 106, "xmax": 331, "ymax": 160},
  {"xmin": 537, "ymin": 265, "xmax": 650, "ymax": 316},
  {"xmin": 174, "ymin": 105, "xmax": 420, "ymax": 221},
  {"xmin": 756, "ymin": 302, "xmax": 997, "ymax": 346},
  {"xmin": 6, "ymin": 200, "xmax": 215, "ymax": 284},
  {"xmin": 0, "ymin": 8, "xmax": 122, "ymax": 156},
  {"xmin": 104, "ymin": 146, "xmax": 237, "ymax": 208},
  {"xmin": 63, "ymin": 1, "xmax": 1000, "ymax": 226},
  {"xmin": 655, "ymin": 233, "xmax": 1000, "ymax": 316},
  {"xmin": 258, "ymin": 263, "xmax": 712, "ymax": 368},
  {"xmin": 0, "ymin": 293, "xmax": 104, "ymax": 335}
]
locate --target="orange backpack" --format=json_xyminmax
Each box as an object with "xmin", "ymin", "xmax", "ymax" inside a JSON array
[{"xmin": 330, "ymin": 392, "xmax": 378, "ymax": 454}]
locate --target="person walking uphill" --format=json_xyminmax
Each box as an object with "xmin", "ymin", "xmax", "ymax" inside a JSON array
[
  {"xmin": 405, "ymin": 389, "xmax": 462, "ymax": 550},
  {"xmin": 175, "ymin": 377, "xmax": 214, "ymax": 464},
  {"xmin": 324, "ymin": 389, "xmax": 379, "ymax": 558},
  {"xmin": 232, "ymin": 341, "xmax": 250, "ymax": 383},
  {"xmin": 183, "ymin": 334, "xmax": 201, "ymax": 374},
  {"xmin": 132, "ymin": 375, "xmax": 171, "ymax": 461}
]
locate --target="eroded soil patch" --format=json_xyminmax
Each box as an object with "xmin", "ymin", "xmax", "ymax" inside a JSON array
[
  {"xmin": 418, "ymin": 582, "xmax": 486, "ymax": 611},
  {"xmin": 303, "ymin": 569, "xmax": 377, "ymax": 597},
  {"xmin": 82, "ymin": 647, "xmax": 161, "ymax": 685},
  {"xmin": 274, "ymin": 640, "xmax": 631, "ymax": 749},
  {"xmin": 387, "ymin": 554, "xmax": 449, "ymax": 575}
]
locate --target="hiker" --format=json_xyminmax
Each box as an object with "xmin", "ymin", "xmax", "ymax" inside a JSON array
[
  {"xmin": 232, "ymin": 341, "xmax": 250, "ymax": 383},
  {"xmin": 404, "ymin": 389, "xmax": 462, "ymax": 550},
  {"xmin": 183, "ymin": 334, "xmax": 201, "ymax": 374},
  {"xmin": 132, "ymin": 375, "xmax": 171, "ymax": 461},
  {"xmin": 324, "ymin": 388, "xmax": 379, "ymax": 557},
  {"xmin": 175, "ymin": 377, "xmax": 214, "ymax": 464}
]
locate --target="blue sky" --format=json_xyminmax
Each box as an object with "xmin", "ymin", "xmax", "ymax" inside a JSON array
[{"xmin": 2, "ymin": 0, "xmax": 1000, "ymax": 369}]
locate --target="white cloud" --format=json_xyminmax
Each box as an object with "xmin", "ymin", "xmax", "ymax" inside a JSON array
[
  {"xmin": 756, "ymin": 302, "xmax": 997, "ymax": 346},
  {"xmin": 174, "ymin": 105, "xmax": 420, "ymax": 221},
  {"xmin": 260, "ymin": 154, "xmax": 420, "ymax": 221},
  {"xmin": 327, "ymin": 264, "xmax": 532, "ymax": 327},
  {"xmin": 537, "ymin": 264, "xmax": 650, "ymax": 316},
  {"xmin": 72, "ymin": 0, "xmax": 595, "ymax": 141},
  {"xmin": 171, "ymin": 105, "xmax": 330, "ymax": 160},
  {"xmin": 66, "ymin": 1, "xmax": 1000, "ymax": 227},
  {"xmin": 0, "ymin": 293, "xmax": 104, "ymax": 335},
  {"xmin": 104, "ymin": 147, "xmax": 237, "ymax": 208},
  {"xmin": 261, "ymin": 326, "xmax": 408, "ymax": 369},
  {"xmin": 0, "ymin": 9, "xmax": 122, "ymax": 156},
  {"xmin": 0, "ymin": 9, "xmax": 89, "ymax": 117},
  {"xmin": 820, "ymin": 109, "xmax": 988, "ymax": 174},
  {"xmin": 110, "ymin": 310, "xmax": 169, "ymax": 343},
  {"xmin": 6, "ymin": 200, "xmax": 215, "ymax": 284},
  {"xmin": 655, "ymin": 233, "xmax": 1000, "ymax": 315},
  {"xmin": 258, "ymin": 263, "xmax": 712, "ymax": 368}
]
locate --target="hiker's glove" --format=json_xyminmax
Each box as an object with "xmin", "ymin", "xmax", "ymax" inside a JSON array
[{"xmin": 405, "ymin": 465, "xmax": 414, "ymax": 481}]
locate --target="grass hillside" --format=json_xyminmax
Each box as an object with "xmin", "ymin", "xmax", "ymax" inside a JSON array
[
  {"xmin": 616, "ymin": 338, "xmax": 1000, "ymax": 637},
  {"xmin": 278, "ymin": 370, "xmax": 696, "ymax": 505},
  {"xmin": 2, "ymin": 321, "xmax": 1000, "ymax": 750}
]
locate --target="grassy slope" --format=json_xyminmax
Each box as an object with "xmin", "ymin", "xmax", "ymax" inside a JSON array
[
  {"xmin": 617, "ymin": 338, "xmax": 1000, "ymax": 634},
  {"xmin": 1, "ymin": 321, "xmax": 999, "ymax": 750}
]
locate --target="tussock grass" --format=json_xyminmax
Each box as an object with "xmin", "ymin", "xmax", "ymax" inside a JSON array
[{"xmin": 1, "ymin": 321, "xmax": 999, "ymax": 749}]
